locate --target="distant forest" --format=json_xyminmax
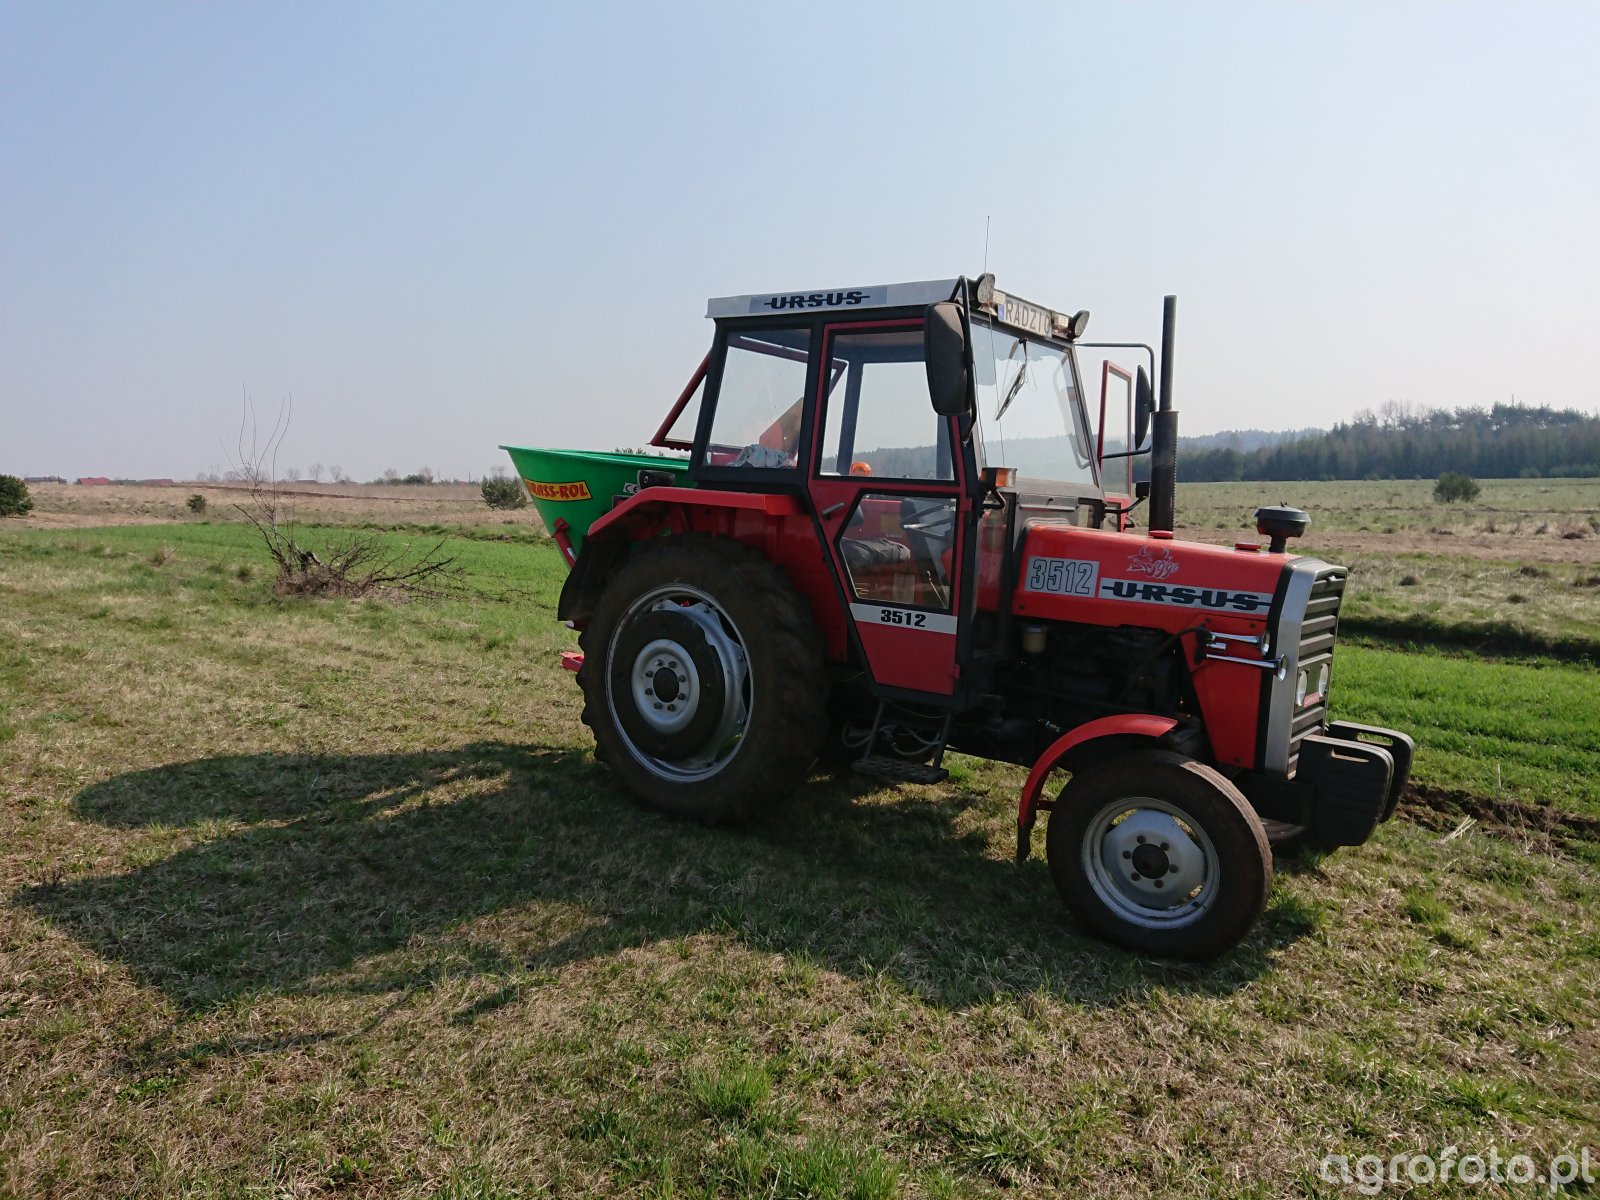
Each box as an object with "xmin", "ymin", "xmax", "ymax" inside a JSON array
[
  {"xmin": 1177, "ymin": 402, "xmax": 1600, "ymax": 482},
  {"xmin": 849, "ymin": 402, "xmax": 1599, "ymax": 484}
]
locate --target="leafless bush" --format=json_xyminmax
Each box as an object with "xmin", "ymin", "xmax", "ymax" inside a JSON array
[{"xmin": 227, "ymin": 394, "xmax": 460, "ymax": 598}]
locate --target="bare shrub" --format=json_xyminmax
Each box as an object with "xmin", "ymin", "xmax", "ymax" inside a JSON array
[
  {"xmin": 266, "ymin": 536, "xmax": 460, "ymax": 598},
  {"xmin": 228, "ymin": 395, "xmax": 459, "ymax": 598}
]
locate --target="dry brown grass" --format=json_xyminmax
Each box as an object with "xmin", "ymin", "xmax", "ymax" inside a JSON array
[
  {"xmin": 15, "ymin": 481, "xmax": 545, "ymax": 533},
  {"xmin": 1176, "ymin": 478, "xmax": 1600, "ymax": 566}
]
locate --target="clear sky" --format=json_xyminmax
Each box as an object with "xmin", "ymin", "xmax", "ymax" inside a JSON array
[{"xmin": 3, "ymin": 1, "xmax": 1597, "ymax": 480}]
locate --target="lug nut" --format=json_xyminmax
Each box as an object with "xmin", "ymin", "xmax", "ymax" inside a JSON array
[
  {"xmin": 1169, "ymin": 864, "xmax": 1180, "ymax": 875},
  {"xmin": 1154, "ymin": 880, "xmax": 1164, "ymax": 889},
  {"xmin": 1160, "ymin": 842, "xmax": 1169, "ymax": 851},
  {"xmin": 653, "ymin": 702, "xmax": 662, "ymax": 710},
  {"xmin": 1136, "ymin": 835, "xmax": 1146, "ymax": 845},
  {"xmin": 1131, "ymin": 873, "xmax": 1141, "ymax": 882},
  {"xmin": 645, "ymin": 688, "xmax": 653, "ymax": 696},
  {"xmin": 1122, "ymin": 850, "xmax": 1132, "ymax": 859},
  {"xmin": 667, "ymin": 704, "xmax": 676, "ymax": 712}
]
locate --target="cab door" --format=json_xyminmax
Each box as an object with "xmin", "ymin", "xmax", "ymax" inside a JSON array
[{"xmin": 806, "ymin": 319, "xmax": 968, "ymax": 697}]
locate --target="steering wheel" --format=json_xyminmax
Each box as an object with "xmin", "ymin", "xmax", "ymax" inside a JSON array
[{"xmin": 899, "ymin": 497, "xmax": 955, "ymax": 585}]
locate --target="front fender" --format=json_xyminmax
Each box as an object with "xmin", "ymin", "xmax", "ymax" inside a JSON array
[{"xmin": 1015, "ymin": 714, "xmax": 1181, "ymax": 862}]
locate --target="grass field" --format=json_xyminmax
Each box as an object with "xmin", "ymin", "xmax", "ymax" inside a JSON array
[{"xmin": 3, "ymin": 504, "xmax": 1597, "ymax": 1198}]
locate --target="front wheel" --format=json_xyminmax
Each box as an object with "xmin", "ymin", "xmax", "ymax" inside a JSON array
[{"xmin": 1045, "ymin": 750, "xmax": 1272, "ymax": 960}]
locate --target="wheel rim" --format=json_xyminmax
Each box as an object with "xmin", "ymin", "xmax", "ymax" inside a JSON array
[
  {"xmin": 1080, "ymin": 796, "xmax": 1220, "ymax": 929},
  {"xmin": 606, "ymin": 583, "xmax": 751, "ymax": 782}
]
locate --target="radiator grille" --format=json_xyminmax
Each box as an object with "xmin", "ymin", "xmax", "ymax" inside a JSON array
[{"xmin": 1287, "ymin": 566, "xmax": 1346, "ymax": 775}]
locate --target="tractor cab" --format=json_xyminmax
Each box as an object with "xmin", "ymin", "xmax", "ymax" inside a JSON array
[{"xmin": 641, "ymin": 276, "xmax": 1141, "ymax": 702}]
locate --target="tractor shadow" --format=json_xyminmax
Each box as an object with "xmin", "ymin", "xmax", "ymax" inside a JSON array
[{"xmin": 18, "ymin": 742, "xmax": 1311, "ymax": 1016}]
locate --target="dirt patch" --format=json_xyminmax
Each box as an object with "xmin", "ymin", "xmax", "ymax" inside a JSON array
[{"xmin": 1401, "ymin": 782, "xmax": 1600, "ymax": 844}]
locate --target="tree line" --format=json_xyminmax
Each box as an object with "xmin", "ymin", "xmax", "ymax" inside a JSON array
[{"xmin": 1175, "ymin": 402, "xmax": 1600, "ymax": 482}]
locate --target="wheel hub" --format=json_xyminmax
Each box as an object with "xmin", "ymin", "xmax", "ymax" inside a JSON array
[
  {"xmin": 628, "ymin": 638, "xmax": 700, "ymax": 735},
  {"xmin": 1130, "ymin": 842, "xmax": 1169, "ymax": 878},
  {"xmin": 651, "ymin": 666, "xmax": 681, "ymax": 704}
]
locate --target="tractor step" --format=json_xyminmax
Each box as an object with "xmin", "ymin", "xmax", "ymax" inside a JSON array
[{"xmin": 851, "ymin": 756, "xmax": 949, "ymax": 786}]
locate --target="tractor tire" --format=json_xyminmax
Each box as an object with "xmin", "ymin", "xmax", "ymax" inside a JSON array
[
  {"xmin": 1045, "ymin": 749, "xmax": 1272, "ymax": 960},
  {"xmin": 578, "ymin": 534, "xmax": 828, "ymax": 823}
]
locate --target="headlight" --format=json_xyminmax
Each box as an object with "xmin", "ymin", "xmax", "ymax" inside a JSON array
[{"xmin": 1297, "ymin": 663, "xmax": 1327, "ymax": 707}]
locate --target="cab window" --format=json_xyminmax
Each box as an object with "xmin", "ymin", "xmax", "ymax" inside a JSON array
[
  {"xmin": 838, "ymin": 493, "xmax": 957, "ymax": 610},
  {"xmin": 818, "ymin": 328, "xmax": 952, "ymax": 481},
  {"xmin": 704, "ymin": 328, "xmax": 811, "ymax": 469}
]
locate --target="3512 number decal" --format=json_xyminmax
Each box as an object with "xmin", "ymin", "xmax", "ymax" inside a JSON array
[
  {"xmin": 1025, "ymin": 556, "xmax": 1099, "ymax": 596},
  {"xmin": 879, "ymin": 608, "xmax": 927, "ymax": 627}
]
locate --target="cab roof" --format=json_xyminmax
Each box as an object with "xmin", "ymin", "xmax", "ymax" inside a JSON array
[
  {"xmin": 705, "ymin": 275, "xmax": 1081, "ymax": 342},
  {"xmin": 705, "ymin": 279, "xmax": 960, "ymax": 320}
]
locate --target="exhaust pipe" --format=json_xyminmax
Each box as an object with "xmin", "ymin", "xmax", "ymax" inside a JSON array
[{"xmin": 1147, "ymin": 294, "xmax": 1179, "ymax": 535}]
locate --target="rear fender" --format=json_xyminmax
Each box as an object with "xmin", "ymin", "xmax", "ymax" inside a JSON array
[
  {"xmin": 1015, "ymin": 714, "xmax": 1181, "ymax": 863},
  {"xmin": 555, "ymin": 487, "xmax": 811, "ymax": 627}
]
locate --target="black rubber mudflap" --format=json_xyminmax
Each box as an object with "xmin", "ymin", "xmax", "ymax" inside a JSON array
[{"xmin": 1299, "ymin": 735, "xmax": 1395, "ymax": 848}]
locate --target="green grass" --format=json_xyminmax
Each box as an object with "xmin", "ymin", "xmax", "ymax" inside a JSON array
[
  {"xmin": 1333, "ymin": 645, "xmax": 1600, "ymax": 819},
  {"xmin": 2, "ymin": 521, "xmax": 1598, "ymax": 1197}
]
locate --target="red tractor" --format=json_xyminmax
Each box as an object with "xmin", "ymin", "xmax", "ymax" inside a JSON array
[{"xmin": 507, "ymin": 276, "xmax": 1412, "ymax": 959}]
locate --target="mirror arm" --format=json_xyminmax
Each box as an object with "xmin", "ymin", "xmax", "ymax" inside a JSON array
[
  {"xmin": 1103, "ymin": 493, "xmax": 1148, "ymax": 522},
  {"xmin": 1100, "ymin": 447, "xmax": 1153, "ymax": 461}
]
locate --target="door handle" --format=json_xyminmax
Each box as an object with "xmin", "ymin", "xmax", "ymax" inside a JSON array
[{"xmin": 821, "ymin": 502, "xmax": 846, "ymax": 517}]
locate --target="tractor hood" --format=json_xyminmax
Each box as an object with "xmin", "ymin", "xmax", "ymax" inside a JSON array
[{"xmin": 1012, "ymin": 523, "xmax": 1297, "ymax": 630}]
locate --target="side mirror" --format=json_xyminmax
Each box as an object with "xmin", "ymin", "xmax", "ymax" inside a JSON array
[
  {"xmin": 1134, "ymin": 366, "xmax": 1155, "ymax": 449},
  {"xmin": 924, "ymin": 301, "xmax": 970, "ymax": 416}
]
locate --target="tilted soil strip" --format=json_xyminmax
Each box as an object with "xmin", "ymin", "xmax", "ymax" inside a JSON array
[{"xmin": 1400, "ymin": 782, "xmax": 1600, "ymax": 843}]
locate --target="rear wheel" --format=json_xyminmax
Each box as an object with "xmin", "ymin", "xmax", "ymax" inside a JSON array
[
  {"xmin": 1045, "ymin": 749, "xmax": 1272, "ymax": 959},
  {"xmin": 579, "ymin": 534, "xmax": 828, "ymax": 823}
]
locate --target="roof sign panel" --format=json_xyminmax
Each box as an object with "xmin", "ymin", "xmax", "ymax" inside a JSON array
[{"xmin": 706, "ymin": 278, "xmax": 961, "ymax": 320}]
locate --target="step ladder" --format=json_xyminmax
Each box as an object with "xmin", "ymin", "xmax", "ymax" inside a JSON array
[{"xmin": 849, "ymin": 704, "xmax": 952, "ymax": 786}]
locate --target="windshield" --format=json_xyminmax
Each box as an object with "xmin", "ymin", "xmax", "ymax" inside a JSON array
[{"xmin": 970, "ymin": 318, "xmax": 1098, "ymax": 490}]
